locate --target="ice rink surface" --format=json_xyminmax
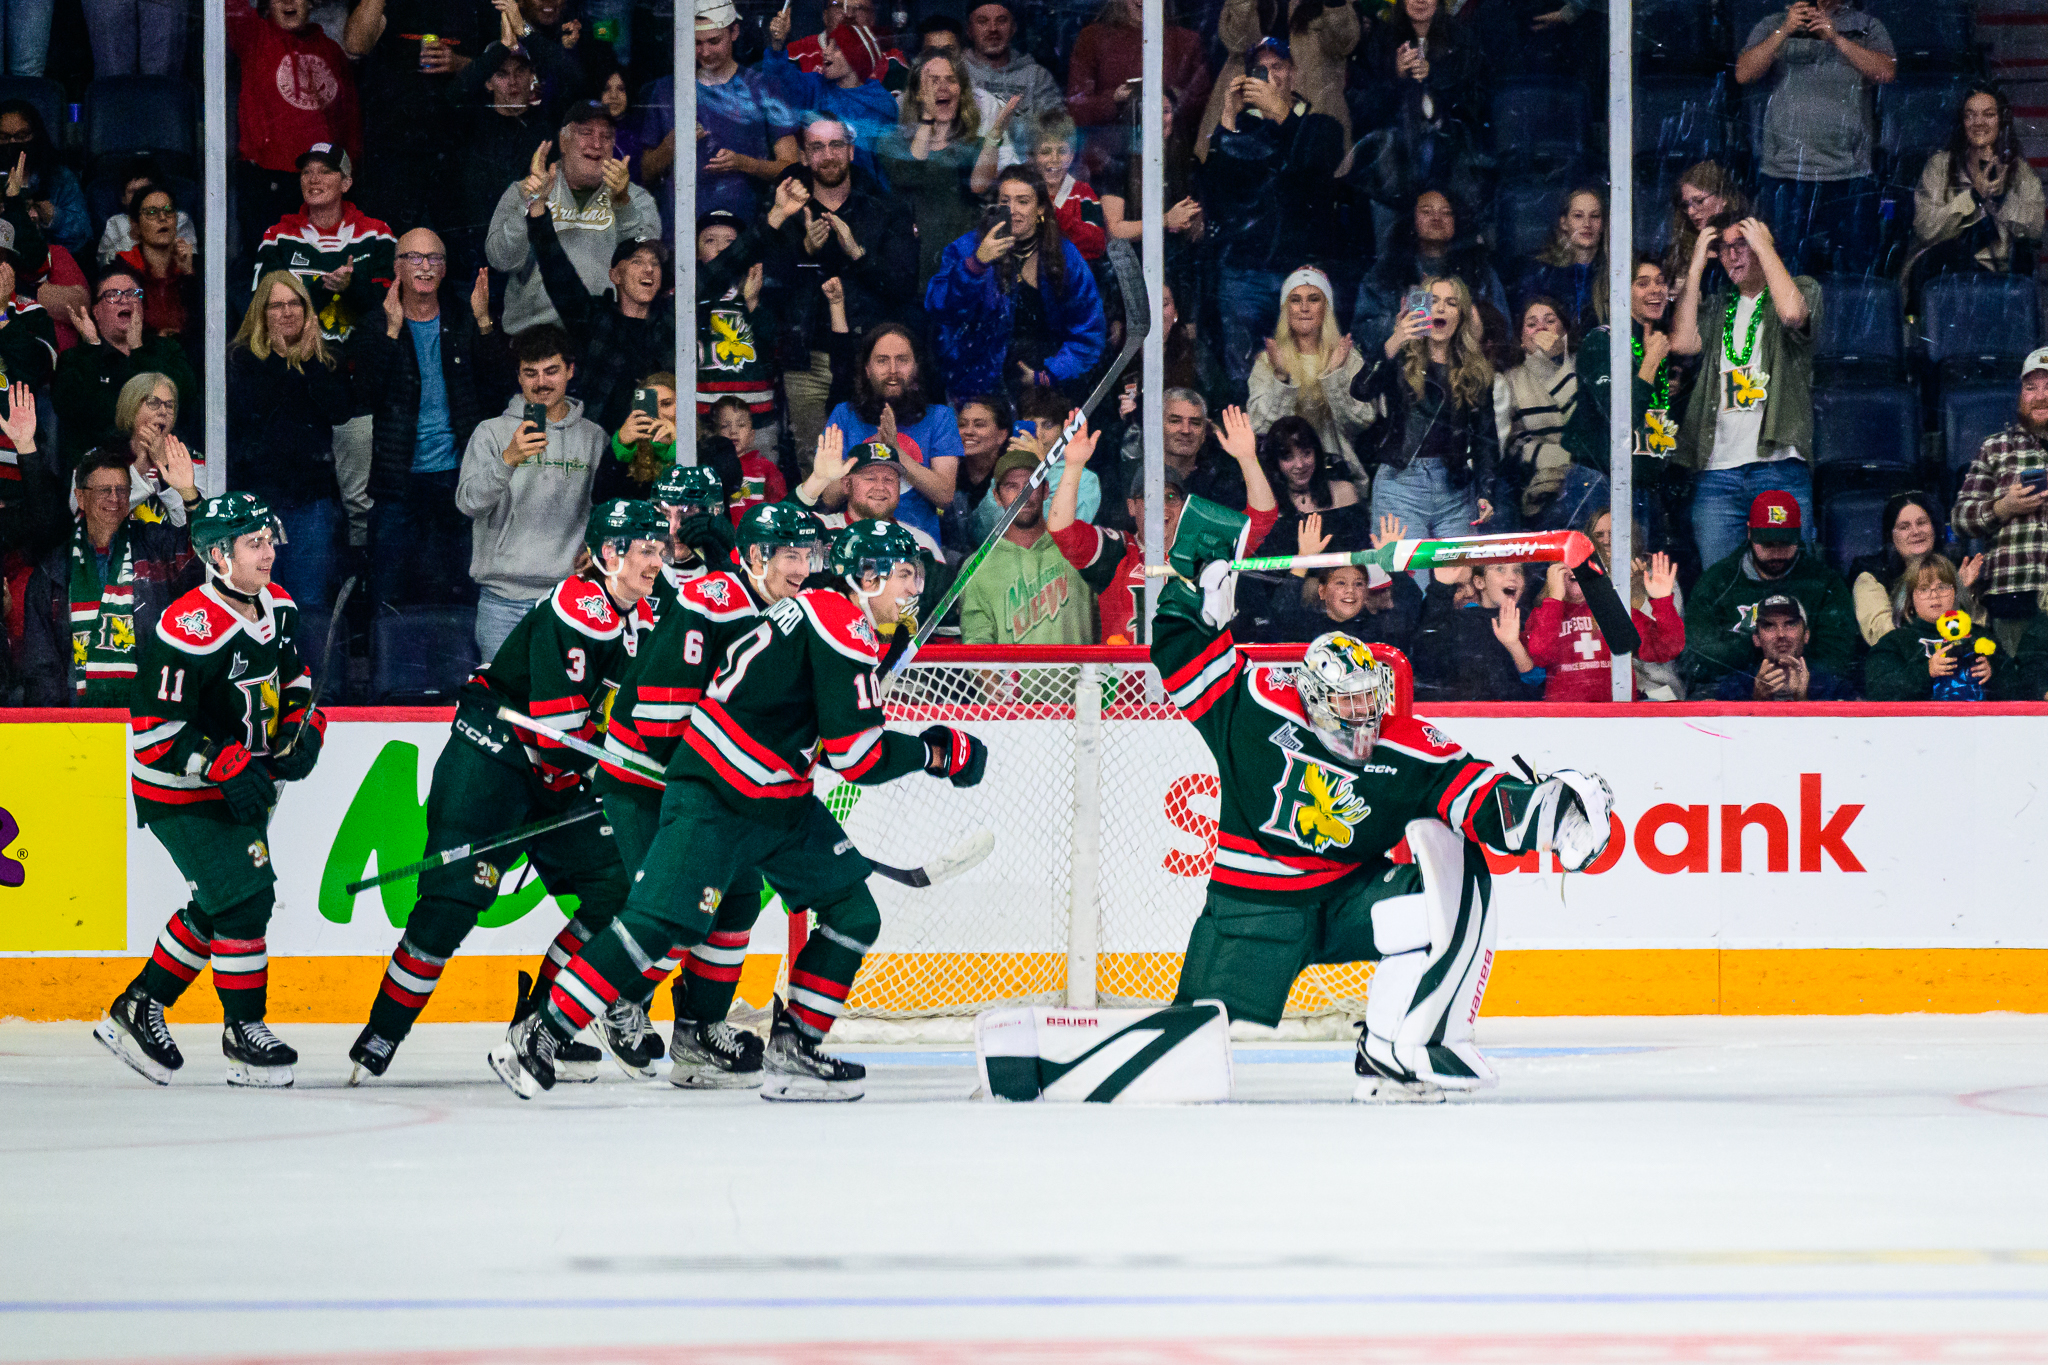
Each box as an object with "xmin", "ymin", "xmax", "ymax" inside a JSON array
[{"xmin": 4, "ymin": 1014, "xmax": 2047, "ymax": 1365}]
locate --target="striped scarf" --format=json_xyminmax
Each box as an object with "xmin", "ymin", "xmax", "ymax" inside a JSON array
[{"xmin": 68, "ymin": 517, "xmax": 140, "ymax": 704}]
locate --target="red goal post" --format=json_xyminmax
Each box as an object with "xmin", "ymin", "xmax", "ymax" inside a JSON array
[{"xmin": 811, "ymin": 642, "xmax": 1413, "ymax": 1040}]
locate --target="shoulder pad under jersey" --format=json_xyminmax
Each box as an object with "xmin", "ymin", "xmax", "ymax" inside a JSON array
[
  {"xmin": 1245, "ymin": 666, "xmax": 1309, "ymax": 726},
  {"xmin": 678, "ymin": 571, "xmax": 758, "ymax": 621},
  {"xmin": 550, "ymin": 576, "xmax": 625, "ymax": 640},
  {"xmin": 797, "ymin": 588, "xmax": 882, "ymax": 665},
  {"xmin": 1373, "ymin": 713, "xmax": 1467, "ymax": 762},
  {"xmin": 156, "ymin": 586, "xmax": 240, "ymax": 656}
]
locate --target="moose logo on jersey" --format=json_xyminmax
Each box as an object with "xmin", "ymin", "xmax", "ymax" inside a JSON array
[
  {"xmin": 703, "ymin": 310, "xmax": 758, "ymax": 370},
  {"xmin": 1259, "ymin": 749, "xmax": 1372, "ymax": 854}
]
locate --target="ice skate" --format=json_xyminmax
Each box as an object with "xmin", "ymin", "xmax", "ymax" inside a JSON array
[
  {"xmin": 347, "ymin": 1027, "xmax": 397, "ymax": 1085},
  {"xmin": 222, "ymin": 1021, "xmax": 298, "ymax": 1088},
  {"xmin": 596, "ymin": 997, "xmax": 662, "ymax": 1080},
  {"xmin": 512, "ymin": 970, "xmax": 601, "ymax": 1083},
  {"xmin": 488, "ymin": 1011, "xmax": 566, "ymax": 1099},
  {"xmin": 1352, "ymin": 1074, "xmax": 1448, "ymax": 1104},
  {"xmin": 669, "ymin": 1015, "xmax": 765, "ymax": 1090},
  {"xmin": 93, "ymin": 981, "xmax": 183, "ymax": 1085},
  {"xmin": 760, "ymin": 1001, "xmax": 864, "ymax": 1102}
]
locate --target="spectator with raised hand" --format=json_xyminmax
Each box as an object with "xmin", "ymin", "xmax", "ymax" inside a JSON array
[
  {"xmin": 769, "ymin": 117, "xmax": 917, "ymax": 462},
  {"xmin": 925, "ymin": 164, "xmax": 1106, "ymax": 407},
  {"xmin": 1951, "ymin": 348, "xmax": 2048, "ymax": 651},
  {"xmin": 250, "ymin": 144, "xmax": 397, "ymax": 351},
  {"xmin": 762, "ymin": 5, "xmax": 899, "ymax": 181},
  {"xmin": 961, "ymin": 0, "xmax": 1063, "ymax": 156},
  {"xmin": 965, "ymin": 400, "xmax": 1103, "ymax": 543},
  {"xmin": 1664, "ymin": 161, "xmax": 1749, "ymax": 294},
  {"xmin": 959, "ymin": 435, "xmax": 1104, "ymax": 646},
  {"xmin": 110, "ymin": 374, "xmax": 205, "ymax": 523},
  {"xmin": 821, "ymin": 323, "xmax": 964, "ymax": 546},
  {"xmin": 1734, "ymin": 0, "xmax": 1895, "ymax": 278},
  {"xmin": 1247, "ymin": 266, "xmax": 1373, "ymax": 490},
  {"xmin": 1201, "ymin": 0, "xmax": 1356, "ymax": 157},
  {"xmin": 1905, "ymin": 83, "xmax": 2045, "ymax": 299},
  {"xmin": 54, "ymin": 266, "xmax": 196, "ymax": 468},
  {"xmin": 0, "ymin": 216, "xmax": 55, "ymax": 454},
  {"xmin": 1028, "ymin": 112, "xmax": 1110, "ymax": 262},
  {"xmin": 1346, "ymin": 0, "xmax": 1480, "ymax": 205},
  {"xmin": 1685, "ymin": 490, "xmax": 1855, "ymax": 693},
  {"xmin": 1525, "ymin": 544, "xmax": 1683, "ymax": 702},
  {"xmin": 358, "ymin": 235, "xmax": 505, "ymax": 609},
  {"xmin": 789, "ymin": 0, "xmax": 908, "ymax": 85},
  {"xmin": 1846, "ymin": 492, "xmax": 1980, "ymax": 647},
  {"xmin": 1513, "ymin": 186, "xmax": 1608, "ymax": 335},
  {"xmin": 445, "ymin": 44, "xmax": 555, "ymax": 281},
  {"xmin": 1502, "ymin": 295, "xmax": 1602, "ymax": 532},
  {"xmin": 0, "ymin": 102, "xmax": 85, "ymax": 255},
  {"xmin": 1254, "ymin": 417, "xmax": 1365, "ymax": 557},
  {"xmin": 341, "ymin": 0, "xmax": 490, "ymax": 234},
  {"xmin": 639, "ymin": 0, "xmax": 798, "ymax": 231},
  {"xmin": 1261, "ymin": 509, "xmax": 1420, "ymax": 650},
  {"xmin": 1413, "ymin": 559, "xmax": 1541, "ymax": 702},
  {"xmin": 1862, "ymin": 555, "xmax": 2001, "ymax": 702},
  {"xmin": 692, "ymin": 206, "xmax": 778, "ymax": 456},
  {"xmin": 113, "ymin": 182, "xmax": 199, "ymax": 340},
  {"xmin": 1711, "ymin": 593, "xmax": 1854, "ymax": 701},
  {"xmin": 488, "ymin": 105, "xmax": 660, "ymax": 334},
  {"xmin": 1670, "ymin": 212, "xmax": 1820, "ymax": 571},
  {"xmin": 1116, "ymin": 386, "xmax": 1254, "ymax": 513},
  {"xmin": 1351, "ymin": 273, "xmax": 1498, "ymax": 566},
  {"xmin": 1353, "ymin": 188, "xmax": 1506, "ymax": 357},
  {"xmin": 227, "ymin": 0, "xmax": 361, "ymax": 257},
  {"xmin": 494, "ymin": 0, "xmax": 617, "ymax": 106},
  {"xmin": 604, "ymin": 370, "xmax": 678, "ymax": 498},
  {"xmin": 878, "ymin": 50, "xmax": 1009, "ymax": 287},
  {"xmin": 1200, "ymin": 37, "xmax": 1346, "ymax": 388},
  {"xmin": 1563, "ymin": 254, "xmax": 1689, "ymax": 551}
]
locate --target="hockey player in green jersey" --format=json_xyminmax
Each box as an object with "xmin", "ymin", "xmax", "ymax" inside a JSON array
[
  {"xmin": 348, "ymin": 500, "xmax": 667, "ymax": 1083},
  {"xmin": 1155, "ymin": 498, "xmax": 1615, "ymax": 1100},
  {"xmin": 647, "ymin": 462, "xmax": 736, "ymax": 619},
  {"xmin": 99, "ymin": 494, "xmax": 326, "ymax": 1088},
  {"xmin": 592, "ymin": 497, "xmax": 829, "ymax": 1086},
  {"xmin": 490, "ymin": 519, "xmax": 989, "ymax": 1102}
]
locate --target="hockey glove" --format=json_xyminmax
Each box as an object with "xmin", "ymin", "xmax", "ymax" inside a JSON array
[
  {"xmin": 267, "ymin": 707, "xmax": 328, "ymax": 782},
  {"xmin": 203, "ymin": 743, "xmax": 276, "ymax": 824},
  {"xmin": 677, "ymin": 510, "xmax": 737, "ymax": 565},
  {"xmin": 920, "ymin": 725, "xmax": 988, "ymax": 788},
  {"xmin": 1539, "ymin": 769, "xmax": 1614, "ymax": 872},
  {"xmin": 1195, "ymin": 559, "xmax": 1239, "ymax": 630}
]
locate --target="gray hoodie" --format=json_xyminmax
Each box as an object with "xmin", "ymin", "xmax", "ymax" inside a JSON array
[
  {"xmin": 485, "ymin": 175, "xmax": 663, "ymax": 336},
  {"xmin": 457, "ymin": 395, "xmax": 606, "ymax": 599}
]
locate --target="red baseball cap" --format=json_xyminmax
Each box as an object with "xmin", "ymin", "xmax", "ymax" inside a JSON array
[{"xmin": 1747, "ymin": 490, "xmax": 1803, "ymax": 544}]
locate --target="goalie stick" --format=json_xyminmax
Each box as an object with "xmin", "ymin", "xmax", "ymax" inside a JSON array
[
  {"xmin": 883, "ymin": 238, "xmax": 1152, "ymax": 691},
  {"xmin": 491, "ymin": 706, "xmax": 996, "ymax": 889}
]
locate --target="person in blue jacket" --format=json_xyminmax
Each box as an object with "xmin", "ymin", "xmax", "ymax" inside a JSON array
[
  {"xmin": 761, "ymin": 8, "xmax": 901, "ymax": 190},
  {"xmin": 923, "ymin": 164, "xmax": 1105, "ymax": 406}
]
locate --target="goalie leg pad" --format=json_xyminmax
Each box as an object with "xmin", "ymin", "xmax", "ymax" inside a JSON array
[
  {"xmin": 1383, "ymin": 819, "xmax": 1499, "ymax": 1091},
  {"xmin": 976, "ymin": 1001, "xmax": 1233, "ymax": 1103}
]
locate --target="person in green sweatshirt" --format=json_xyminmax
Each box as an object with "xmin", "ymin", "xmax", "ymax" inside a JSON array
[
  {"xmin": 1684, "ymin": 488, "xmax": 1856, "ymax": 692},
  {"xmin": 1864, "ymin": 555, "xmax": 2006, "ymax": 702},
  {"xmin": 959, "ymin": 445, "xmax": 1105, "ymax": 644}
]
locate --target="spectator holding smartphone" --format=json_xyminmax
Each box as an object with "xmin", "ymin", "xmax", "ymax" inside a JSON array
[{"xmin": 1951, "ymin": 348, "xmax": 2048, "ymax": 651}]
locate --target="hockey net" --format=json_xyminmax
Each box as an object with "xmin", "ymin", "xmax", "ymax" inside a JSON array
[{"xmin": 806, "ymin": 643, "xmax": 1414, "ymax": 1038}]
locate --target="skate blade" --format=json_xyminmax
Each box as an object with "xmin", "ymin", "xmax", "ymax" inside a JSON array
[
  {"xmin": 346, "ymin": 1062, "xmax": 374, "ymax": 1086},
  {"xmin": 598, "ymin": 1035, "xmax": 661, "ymax": 1081},
  {"xmin": 226, "ymin": 1061, "xmax": 295, "ymax": 1088},
  {"xmin": 760, "ymin": 1073, "xmax": 864, "ymax": 1102},
  {"xmin": 93, "ymin": 1018, "xmax": 173, "ymax": 1086},
  {"xmin": 486, "ymin": 1042, "xmax": 545, "ymax": 1099},
  {"xmin": 554, "ymin": 1058, "xmax": 602, "ymax": 1084},
  {"xmin": 669, "ymin": 1065, "xmax": 764, "ymax": 1090},
  {"xmin": 1352, "ymin": 1076, "xmax": 1446, "ymax": 1104}
]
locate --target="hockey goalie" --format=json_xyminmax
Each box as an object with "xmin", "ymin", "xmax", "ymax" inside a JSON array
[{"xmin": 1154, "ymin": 497, "xmax": 1616, "ymax": 1101}]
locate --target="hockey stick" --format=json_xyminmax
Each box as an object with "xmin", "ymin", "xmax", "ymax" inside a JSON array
[
  {"xmin": 492, "ymin": 706, "xmax": 997, "ymax": 889},
  {"xmin": 883, "ymin": 239, "xmax": 1152, "ymax": 690},
  {"xmin": 276, "ymin": 574, "xmax": 357, "ymax": 758},
  {"xmin": 342, "ymin": 804, "xmax": 605, "ymax": 895}
]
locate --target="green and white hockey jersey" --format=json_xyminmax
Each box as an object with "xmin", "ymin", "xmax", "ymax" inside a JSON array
[
  {"xmin": 1151, "ymin": 585, "xmax": 1542, "ymax": 904},
  {"xmin": 128, "ymin": 582, "xmax": 312, "ymax": 825},
  {"xmin": 671, "ymin": 586, "xmax": 930, "ymax": 823},
  {"xmin": 597, "ymin": 568, "xmax": 763, "ymax": 795}
]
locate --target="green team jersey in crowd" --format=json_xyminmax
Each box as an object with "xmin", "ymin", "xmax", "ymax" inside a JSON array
[
  {"xmin": 456, "ymin": 574, "xmax": 655, "ymax": 799},
  {"xmin": 670, "ymin": 586, "xmax": 930, "ymax": 824},
  {"xmin": 1151, "ymin": 586, "xmax": 1540, "ymax": 905},
  {"xmin": 128, "ymin": 582, "xmax": 312, "ymax": 826},
  {"xmin": 597, "ymin": 567, "xmax": 764, "ymax": 796}
]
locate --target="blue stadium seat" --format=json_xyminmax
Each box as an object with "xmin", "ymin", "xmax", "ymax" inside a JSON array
[
  {"xmin": 1634, "ymin": 75, "xmax": 1731, "ymax": 167},
  {"xmin": 1812, "ymin": 385, "xmax": 1920, "ymax": 477},
  {"xmin": 371, "ymin": 606, "xmax": 479, "ymax": 704},
  {"xmin": 82, "ymin": 76, "xmax": 196, "ymax": 176},
  {"xmin": 1633, "ymin": 171, "xmax": 1675, "ymax": 258},
  {"xmin": 1813, "ymin": 274, "xmax": 1904, "ymax": 378},
  {"xmin": 1865, "ymin": 0, "xmax": 1975, "ymax": 70},
  {"xmin": 1495, "ymin": 176, "xmax": 1566, "ymax": 266},
  {"xmin": 1634, "ymin": 0, "xmax": 1725, "ymax": 71},
  {"xmin": 1941, "ymin": 384, "xmax": 2018, "ymax": 497},
  {"xmin": 0, "ymin": 76, "xmax": 67, "ymax": 145},
  {"xmin": 1488, "ymin": 78, "xmax": 1590, "ymax": 170},
  {"xmin": 1917, "ymin": 274, "xmax": 2041, "ymax": 370},
  {"xmin": 1877, "ymin": 74, "xmax": 1976, "ymax": 186},
  {"xmin": 1821, "ymin": 487, "xmax": 1890, "ymax": 580}
]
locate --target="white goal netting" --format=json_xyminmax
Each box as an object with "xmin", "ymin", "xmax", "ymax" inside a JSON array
[{"xmin": 805, "ymin": 646, "xmax": 1386, "ymax": 1029}]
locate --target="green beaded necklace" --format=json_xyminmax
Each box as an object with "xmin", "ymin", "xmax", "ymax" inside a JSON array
[
  {"xmin": 1723, "ymin": 287, "xmax": 1770, "ymax": 368},
  {"xmin": 1633, "ymin": 329, "xmax": 1672, "ymax": 410}
]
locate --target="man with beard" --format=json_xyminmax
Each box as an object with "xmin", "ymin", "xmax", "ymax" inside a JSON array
[
  {"xmin": 768, "ymin": 118, "xmax": 917, "ymax": 462},
  {"xmin": 959, "ymin": 443, "xmax": 1101, "ymax": 644},
  {"xmin": 823, "ymin": 323, "xmax": 962, "ymax": 545},
  {"xmin": 1953, "ymin": 347, "xmax": 2048, "ymax": 650},
  {"xmin": 1684, "ymin": 491, "xmax": 1855, "ymax": 693}
]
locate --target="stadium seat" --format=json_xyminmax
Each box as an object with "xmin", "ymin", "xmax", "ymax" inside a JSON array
[
  {"xmin": 1877, "ymin": 74, "xmax": 1977, "ymax": 188},
  {"xmin": 1488, "ymin": 78, "xmax": 1590, "ymax": 171},
  {"xmin": 1495, "ymin": 176, "xmax": 1567, "ymax": 265},
  {"xmin": 1865, "ymin": 0, "xmax": 1976, "ymax": 70},
  {"xmin": 0, "ymin": 76, "xmax": 66, "ymax": 144},
  {"xmin": 1634, "ymin": 0, "xmax": 1726, "ymax": 71},
  {"xmin": 1917, "ymin": 273, "xmax": 2041, "ymax": 371},
  {"xmin": 1812, "ymin": 385, "xmax": 1920, "ymax": 480},
  {"xmin": 1812, "ymin": 274, "xmax": 1904, "ymax": 379},
  {"xmin": 1634, "ymin": 75, "xmax": 1732, "ymax": 167},
  {"xmin": 1632, "ymin": 171, "xmax": 1674, "ymax": 258},
  {"xmin": 1821, "ymin": 487, "xmax": 1890, "ymax": 579},
  {"xmin": 1941, "ymin": 384, "xmax": 2018, "ymax": 497},
  {"xmin": 82, "ymin": 76, "xmax": 196, "ymax": 176},
  {"xmin": 370, "ymin": 606, "xmax": 479, "ymax": 705}
]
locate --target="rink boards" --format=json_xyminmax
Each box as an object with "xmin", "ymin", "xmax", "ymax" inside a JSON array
[{"xmin": 3, "ymin": 702, "xmax": 2047, "ymax": 1020}]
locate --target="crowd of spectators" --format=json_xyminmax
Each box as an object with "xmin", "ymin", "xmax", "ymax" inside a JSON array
[{"xmin": 3, "ymin": 0, "xmax": 2048, "ymax": 708}]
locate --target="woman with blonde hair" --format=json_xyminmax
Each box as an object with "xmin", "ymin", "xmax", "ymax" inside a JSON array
[
  {"xmin": 225, "ymin": 269, "xmax": 354, "ymax": 621},
  {"xmin": 1664, "ymin": 160, "xmax": 1748, "ymax": 291},
  {"xmin": 1247, "ymin": 265, "xmax": 1375, "ymax": 490},
  {"xmin": 107, "ymin": 370, "xmax": 202, "ymax": 525},
  {"xmin": 879, "ymin": 50, "xmax": 1011, "ymax": 285},
  {"xmin": 1514, "ymin": 184, "xmax": 1608, "ymax": 333},
  {"xmin": 1349, "ymin": 273, "xmax": 1498, "ymax": 560}
]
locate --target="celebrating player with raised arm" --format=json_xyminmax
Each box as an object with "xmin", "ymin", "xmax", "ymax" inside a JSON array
[
  {"xmin": 101, "ymin": 494, "xmax": 325, "ymax": 1088},
  {"xmin": 348, "ymin": 500, "xmax": 665, "ymax": 1083},
  {"xmin": 647, "ymin": 462, "xmax": 736, "ymax": 619},
  {"xmin": 593, "ymin": 497, "xmax": 830, "ymax": 1087},
  {"xmin": 490, "ymin": 519, "xmax": 988, "ymax": 1103},
  {"xmin": 1154, "ymin": 498, "xmax": 1615, "ymax": 1100}
]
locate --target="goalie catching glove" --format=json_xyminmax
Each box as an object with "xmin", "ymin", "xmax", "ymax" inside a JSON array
[
  {"xmin": 920, "ymin": 725, "xmax": 988, "ymax": 788},
  {"xmin": 1503, "ymin": 768, "xmax": 1614, "ymax": 871}
]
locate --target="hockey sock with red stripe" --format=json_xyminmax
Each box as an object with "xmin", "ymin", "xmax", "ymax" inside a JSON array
[
  {"xmin": 548, "ymin": 917, "xmax": 684, "ymax": 1033},
  {"xmin": 676, "ymin": 928, "xmax": 751, "ymax": 1023},
  {"xmin": 140, "ymin": 905, "xmax": 210, "ymax": 1006},
  {"xmin": 210, "ymin": 935, "xmax": 270, "ymax": 1021},
  {"xmin": 782, "ymin": 893, "xmax": 876, "ymax": 1042},
  {"xmin": 534, "ymin": 918, "xmax": 595, "ymax": 992},
  {"xmin": 366, "ymin": 934, "xmax": 451, "ymax": 1041}
]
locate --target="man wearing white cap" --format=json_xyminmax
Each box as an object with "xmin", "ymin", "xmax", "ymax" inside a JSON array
[
  {"xmin": 1953, "ymin": 346, "xmax": 2048, "ymax": 650},
  {"xmin": 639, "ymin": 0, "xmax": 799, "ymax": 228}
]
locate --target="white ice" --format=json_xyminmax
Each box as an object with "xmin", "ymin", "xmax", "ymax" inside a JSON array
[{"xmin": 4, "ymin": 1015, "xmax": 2047, "ymax": 1365}]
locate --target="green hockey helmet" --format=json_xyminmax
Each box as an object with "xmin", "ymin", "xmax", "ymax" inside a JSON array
[
  {"xmin": 829, "ymin": 517, "xmax": 921, "ymax": 580},
  {"xmin": 190, "ymin": 491, "xmax": 285, "ymax": 562},
  {"xmin": 737, "ymin": 500, "xmax": 827, "ymax": 568},
  {"xmin": 586, "ymin": 498, "xmax": 669, "ymax": 562},
  {"xmin": 651, "ymin": 462, "xmax": 725, "ymax": 513}
]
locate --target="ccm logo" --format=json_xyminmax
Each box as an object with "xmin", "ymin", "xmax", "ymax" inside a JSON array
[{"xmin": 1046, "ymin": 1016, "xmax": 1098, "ymax": 1027}]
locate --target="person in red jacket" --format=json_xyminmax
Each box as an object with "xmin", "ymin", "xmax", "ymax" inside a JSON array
[
  {"xmin": 1029, "ymin": 111, "xmax": 1108, "ymax": 262},
  {"xmin": 1524, "ymin": 537, "xmax": 1684, "ymax": 701},
  {"xmin": 229, "ymin": 0, "xmax": 362, "ymax": 259}
]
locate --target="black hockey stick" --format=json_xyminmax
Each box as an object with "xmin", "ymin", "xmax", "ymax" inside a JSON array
[
  {"xmin": 277, "ymin": 573, "xmax": 358, "ymax": 758},
  {"xmin": 343, "ymin": 804, "xmax": 605, "ymax": 894},
  {"xmin": 883, "ymin": 239, "xmax": 1152, "ymax": 689}
]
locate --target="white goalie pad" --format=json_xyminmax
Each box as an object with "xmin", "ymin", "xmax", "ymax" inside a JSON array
[
  {"xmin": 1360, "ymin": 819, "xmax": 1500, "ymax": 1092},
  {"xmin": 975, "ymin": 1001, "xmax": 1233, "ymax": 1103}
]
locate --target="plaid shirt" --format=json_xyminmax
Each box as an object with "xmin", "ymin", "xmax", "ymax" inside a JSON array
[{"xmin": 1952, "ymin": 423, "xmax": 2048, "ymax": 598}]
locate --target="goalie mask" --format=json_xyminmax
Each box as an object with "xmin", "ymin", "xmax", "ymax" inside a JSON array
[{"xmin": 1295, "ymin": 632, "xmax": 1397, "ymax": 762}]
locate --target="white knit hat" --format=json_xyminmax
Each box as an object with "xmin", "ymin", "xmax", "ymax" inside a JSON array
[
  {"xmin": 1279, "ymin": 265, "xmax": 1334, "ymax": 308},
  {"xmin": 696, "ymin": 0, "xmax": 738, "ymax": 30}
]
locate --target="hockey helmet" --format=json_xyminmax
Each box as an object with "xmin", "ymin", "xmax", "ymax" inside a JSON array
[
  {"xmin": 586, "ymin": 498, "xmax": 669, "ymax": 564},
  {"xmin": 190, "ymin": 491, "xmax": 286, "ymax": 562},
  {"xmin": 829, "ymin": 518, "xmax": 924, "ymax": 618},
  {"xmin": 736, "ymin": 500, "xmax": 827, "ymax": 575},
  {"xmin": 651, "ymin": 462, "xmax": 725, "ymax": 514},
  {"xmin": 1296, "ymin": 632, "xmax": 1398, "ymax": 762}
]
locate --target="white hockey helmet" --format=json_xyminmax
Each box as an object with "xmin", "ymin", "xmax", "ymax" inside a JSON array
[{"xmin": 1295, "ymin": 632, "xmax": 1398, "ymax": 762}]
